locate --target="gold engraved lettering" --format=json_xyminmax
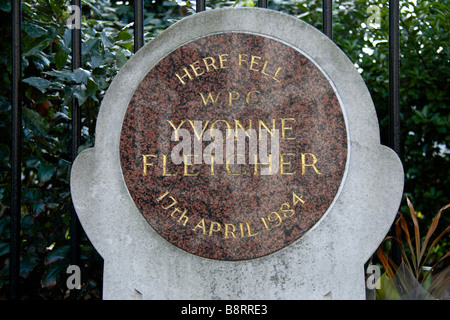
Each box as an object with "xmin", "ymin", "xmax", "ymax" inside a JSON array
[
  {"xmin": 238, "ymin": 53, "xmax": 248, "ymax": 68},
  {"xmin": 193, "ymin": 218, "xmax": 207, "ymax": 235},
  {"xmin": 183, "ymin": 155, "xmax": 199, "ymax": 176},
  {"xmin": 258, "ymin": 119, "xmax": 276, "ymax": 139},
  {"xmin": 260, "ymin": 196, "xmax": 302, "ymax": 232},
  {"xmin": 234, "ymin": 119, "xmax": 254, "ymax": 140},
  {"xmin": 176, "ymin": 53, "xmax": 282, "ymax": 85},
  {"xmin": 162, "ymin": 154, "xmax": 177, "ymax": 176},
  {"xmin": 210, "ymin": 119, "xmax": 232, "ymax": 139},
  {"xmin": 301, "ymin": 153, "xmax": 322, "ymax": 175},
  {"xmin": 261, "ymin": 217, "xmax": 270, "ymax": 230},
  {"xmin": 175, "ymin": 67, "xmax": 193, "ymax": 85},
  {"xmin": 239, "ymin": 222, "xmax": 245, "ymax": 238},
  {"xmin": 246, "ymin": 90, "xmax": 260, "ymax": 105},
  {"xmin": 253, "ymin": 153, "xmax": 273, "ymax": 175},
  {"xmin": 272, "ymin": 66, "xmax": 282, "ymax": 82},
  {"xmin": 224, "ymin": 223, "xmax": 237, "ymax": 239},
  {"xmin": 209, "ymin": 221, "xmax": 221, "ymax": 236},
  {"xmin": 292, "ymin": 192, "xmax": 305, "ymax": 206},
  {"xmin": 167, "ymin": 120, "xmax": 186, "ymax": 140},
  {"xmin": 261, "ymin": 217, "xmax": 270, "ymax": 231},
  {"xmin": 245, "ymin": 221, "xmax": 258, "ymax": 237},
  {"xmin": 156, "ymin": 191, "xmax": 191, "ymax": 228},
  {"xmin": 261, "ymin": 211, "xmax": 282, "ymax": 231},
  {"xmin": 281, "ymin": 118, "xmax": 296, "ymax": 139},
  {"xmin": 249, "ymin": 55, "xmax": 262, "ymax": 72},
  {"xmin": 170, "ymin": 207, "xmax": 182, "ymax": 217},
  {"xmin": 177, "ymin": 209, "xmax": 189, "ymax": 226},
  {"xmin": 280, "ymin": 202, "xmax": 294, "ymax": 218},
  {"xmin": 203, "ymin": 56, "xmax": 218, "ymax": 72},
  {"xmin": 268, "ymin": 212, "xmax": 282, "ymax": 228},
  {"xmin": 199, "ymin": 92, "xmax": 221, "ymax": 106},
  {"xmin": 210, "ymin": 154, "xmax": 216, "ymax": 176},
  {"xmin": 228, "ymin": 91, "xmax": 240, "ymax": 106},
  {"xmin": 210, "ymin": 119, "xmax": 232, "ymax": 132},
  {"xmin": 187, "ymin": 120, "xmax": 210, "ymax": 141},
  {"xmin": 142, "ymin": 154, "xmax": 157, "ymax": 176},
  {"xmin": 156, "ymin": 190, "xmax": 169, "ymax": 202},
  {"xmin": 190, "ymin": 61, "xmax": 205, "ymax": 77},
  {"xmin": 226, "ymin": 153, "xmax": 247, "ymax": 175},
  {"xmin": 161, "ymin": 196, "xmax": 177, "ymax": 210},
  {"xmin": 239, "ymin": 55, "xmax": 282, "ymax": 83},
  {"xmin": 260, "ymin": 59, "xmax": 271, "ymax": 77},
  {"xmin": 280, "ymin": 153, "xmax": 296, "ymax": 175},
  {"xmin": 218, "ymin": 54, "xmax": 229, "ymax": 69}
]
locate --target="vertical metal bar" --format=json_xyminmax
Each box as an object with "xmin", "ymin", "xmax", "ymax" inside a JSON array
[
  {"xmin": 258, "ymin": 0, "xmax": 268, "ymax": 8},
  {"xmin": 10, "ymin": 0, "xmax": 22, "ymax": 301},
  {"xmin": 70, "ymin": 0, "xmax": 82, "ymax": 300},
  {"xmin": 196, "ymin": 0, "xmax": 205, "ymax": 13},
  {"xmin": 134, "ymin": 0, "xmax": 144, "ymax": 53},
  {"xmin": 322, "ymin": 0, "xmax": 333, "ymax": 40},
  {"xmin": 389, "ymin": 0, "xmax": 400, "ymax": 156},
  {"xmin": 389, "ymin": 0, "xmax": 402, "ymax": 266}
]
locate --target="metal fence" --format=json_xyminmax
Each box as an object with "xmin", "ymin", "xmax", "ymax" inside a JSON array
[{"xmin": 9, "ymin": 0, "xmax": 400, "ymax": 299}]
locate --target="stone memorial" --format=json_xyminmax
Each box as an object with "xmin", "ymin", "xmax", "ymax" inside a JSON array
[{"xmin": 71, "ymin": 8, "xmax": 404, "ymax": 299}]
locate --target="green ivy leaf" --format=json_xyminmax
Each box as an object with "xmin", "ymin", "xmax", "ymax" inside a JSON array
[
  {"xmin": 0, "ymin": 242, "xmax": 9, "ymax": 257},
  {"xmin": 22, "ymin": 21, "xmax": 47, "ymax": 38},
  {"xmin": 73, "ymin": 68, "xmax": 91, "ymax": 84},
  {"xmin": 86, "ymin": 79, "xmax": 99, "ymax": 101},
  {"xmin": 41, "ymin": 261, "xmax": 66, "ymax": 288},
  {"xmin": 44, "ymin": 69, "xmax": 76, "ymax": 82},
  {"xmin": 0, "ymin": 214, "xmax": 9, "ymax": 235},
  {"xmin": 21, "ymin": 215, "xmax": 37, "ymax": 236},
  {"xmin": 0, "ymin": 0, "xmax": 11, "ymax": 12},
  {"xmin": 115, "ymin": 50, "xmax": 127, "ymax": 69},
  {"xmin": 22, "ymin": 77, "xmax": 52, "ymax": 93},
  {"xmin": 20, "ymin": 254, "xmax": 40, "ymax": 278},
  {"xmin": 56, "ymin": 159, "xmax": 71, "ymax": 182},
  {"xmin": 24, "ymin": 188, "xmax": 39, "ymax": 203},
  {"xmin": 54, "ymin": 48, "xmax": 69, "ymax": 70},
  {"xmin": 115, "ymin": 29, "xmax": 132, "ymax": 41},
  {"xmin": 22, "ymin": 107, "xmax": 50, "ymax": 137},
  {"xmin": 0, "ymin": 143, "xmax": 10, "ymax": 169},
  {"xmin": 44, "ymin": 245, "xmax": 69, "ymax": 265},
  {"xmin": 100, "ymin": 29, "xmax": 114, "ymax": 48},
  {"xmin": 37, "ymin": 161, "xmax": 55, "ymax": 183}
]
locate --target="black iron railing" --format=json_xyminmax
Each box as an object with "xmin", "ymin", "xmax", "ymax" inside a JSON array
[{"xmin": 9, "ymin": 0, "xmax": 400, "ymax": 299}]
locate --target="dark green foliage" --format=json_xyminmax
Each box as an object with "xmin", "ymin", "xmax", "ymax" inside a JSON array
[
  {"xmin": 0, "ymin": 0, "xmax": 184, "ymax": 299},
  {"xmin": 0, "ymin": 0, "xmax": 448, "ymax": 299}
]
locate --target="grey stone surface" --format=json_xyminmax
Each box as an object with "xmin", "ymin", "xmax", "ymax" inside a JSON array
[{"xmin": 70, "ymin": 8, "xmax": 404, "ymax": 299}]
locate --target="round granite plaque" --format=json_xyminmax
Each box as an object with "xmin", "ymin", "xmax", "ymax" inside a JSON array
[{"xmin": 120, "ymin": 32, "xmax": 348, "ymax": 260}]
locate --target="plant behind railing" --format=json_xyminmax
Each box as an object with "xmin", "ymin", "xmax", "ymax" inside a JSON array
[{"xmin": 377, "ymin": 199, "xmax": 449, "ymax": 300}]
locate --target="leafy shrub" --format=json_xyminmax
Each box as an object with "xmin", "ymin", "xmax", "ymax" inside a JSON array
[{"xmin": 0, "ymin": 0, "xmax": 184, "ymax": 299}]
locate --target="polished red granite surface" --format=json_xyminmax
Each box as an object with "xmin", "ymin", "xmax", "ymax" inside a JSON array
[{"xmin": 120, "ymin": 32, "xmax": 348, "ymax": 260}]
